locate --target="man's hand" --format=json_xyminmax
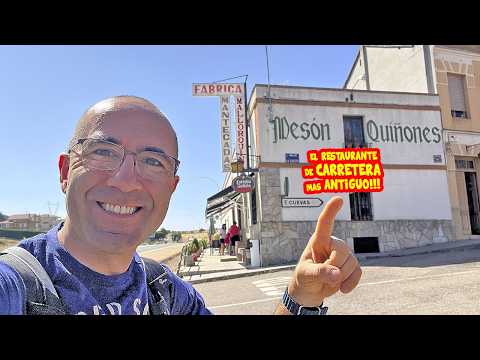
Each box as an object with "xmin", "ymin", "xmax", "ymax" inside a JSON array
[{"xmin": 279, "ymin": 196, "xmax": 362, "ymax": 312}]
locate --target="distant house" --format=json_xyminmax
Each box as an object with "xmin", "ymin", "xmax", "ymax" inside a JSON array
[
  {"xmin": 7, "ymin": 214, "xmax": 37, "ymax": 230},
  {"xmin": 4, "ymin": 214, "xmax": 62, "ymax": 231},
  {"xmin": 0, "ymin": 220, "xmax": 14, "ymax": 229}
]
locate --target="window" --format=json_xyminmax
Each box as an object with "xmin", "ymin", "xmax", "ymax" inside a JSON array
[
  {"xmin": 447, "ymin": 73, "xmax": 468, "ymax": 118},
  {"xmin": 350, "ymin": 193, "xmax": 373, "ymax": 221},
  {"xmin": 455, "ymin": 159, "xmax": 475, "ymax": 170},
  {"xmin": 343, "ymin": 116, "xmax": 366, "ymax": 148},
  {"xmin": 345, "ymin": 116, "xmax": 373, "ymax": 221}
]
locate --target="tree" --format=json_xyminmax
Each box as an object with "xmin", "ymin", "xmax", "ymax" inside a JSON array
[
  {"xmin": 170, "ymin": 231, "xmax": 182, "ymax": 242},
  {"xmin": 198, "ymin": 228, "xmax": 206, "ymax": 232},
  {"xmin": 155, "ymin": 227, "xmax": 169, "ymax": 240},
  {"xmin": 0, "ymin": 212, "xmax": 7, "ymax": 222}
]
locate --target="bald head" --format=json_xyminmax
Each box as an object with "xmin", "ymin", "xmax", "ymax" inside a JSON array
[{"xmin": 68, "ymin": 96, "xmax": 178, "ymax": 157}]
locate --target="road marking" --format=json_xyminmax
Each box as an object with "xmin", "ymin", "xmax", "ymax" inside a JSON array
[
  {"xmin": 256, "ymin": 286, "xmax": 278, "ymax": 292},
  {"xmin": 252, "ymin": 277, "xmax": 291, "ymax": 284},
  {"xmin": 252, "ymin": 276, "xmax": 291, "ymax": 297},
  {"xmin": 358, "ymin": 269, "xmax": 480, "ymax": 287},
  {"xmin": 209, "ymin": 296, "xmax": 281, "ymax": 310},
  {"xmin": 208, "ymin": 269, "xmax": 480, "ymax": 310}
]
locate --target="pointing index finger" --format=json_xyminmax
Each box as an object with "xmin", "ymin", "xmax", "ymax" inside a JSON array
[{"xmin": 309, "ymin": 196, "xmax": 343, "ymax": 260}]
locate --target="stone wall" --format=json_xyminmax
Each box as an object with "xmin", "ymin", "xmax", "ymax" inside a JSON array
[
  {"xmin": 334, "ymin": 219, "xmax": 455, "ymax": 252},
  {"xmin": 258, "ymin": 167, "xmax": 282, "ymax": 223},
  {"xmin": 259, "ymin": 219, "xmax": 455, "ymax": 266},
  {"xmin": 256, "ymin": 166, "xmax": 456, "ymax": 266}
]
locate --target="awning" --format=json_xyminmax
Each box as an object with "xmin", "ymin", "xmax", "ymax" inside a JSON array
[
  {"xmin": 207, "ymin": 186, "xmax": 234, "ymax": 202},
  {"xmin": 205, "ymin": 186, "xmax": 240, "ymax": 218}
]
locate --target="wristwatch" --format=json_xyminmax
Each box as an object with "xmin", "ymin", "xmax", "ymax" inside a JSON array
[{"xmin": 282, "ymin": 287, "xmax": 328, "ymax": 315}]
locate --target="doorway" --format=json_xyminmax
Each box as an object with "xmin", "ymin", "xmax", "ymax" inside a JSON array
[{"xmin": 464, "ymin": 172, "xmax": 480, "ymax": 234}]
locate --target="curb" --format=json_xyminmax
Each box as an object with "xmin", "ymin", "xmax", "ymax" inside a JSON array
[
  {"xmin": 358, "ymin": 243, "xmax": 480, "ymax": 261},
  {"xmin": 187, "ymin": 242, "xmax": 480, "ymax": 284},
  {"xmin": 186, "ymin": 264, "xmax": 296, "ymax": 284}
]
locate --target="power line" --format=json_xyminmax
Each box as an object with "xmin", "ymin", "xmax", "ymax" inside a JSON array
[{"xmin": 212, "ymin": 75, "xmax": 248, "ymax": 83}]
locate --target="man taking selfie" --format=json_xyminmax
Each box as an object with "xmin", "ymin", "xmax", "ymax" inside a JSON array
[{"xmin": 0, "ymin": 96, "xmax": 362, "ymax": 315}]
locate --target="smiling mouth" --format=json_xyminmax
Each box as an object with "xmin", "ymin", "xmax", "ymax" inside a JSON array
[{"xmin": 97, "ymin": 201, "xmax": 142, "ymax": 216}]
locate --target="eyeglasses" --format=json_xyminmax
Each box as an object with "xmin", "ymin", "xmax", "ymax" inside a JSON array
[{"xmin": 69, "ymin": 138, "xmax": 180, "ymax": 180}]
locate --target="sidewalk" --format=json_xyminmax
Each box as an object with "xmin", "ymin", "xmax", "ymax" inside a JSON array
[
  {"xmin": 181, "ymin": 238, "xmax": 480, "ymax": 285},
  {"xmin": 179, "ymin": 247, "xmax": 296, "ymax": 284}
]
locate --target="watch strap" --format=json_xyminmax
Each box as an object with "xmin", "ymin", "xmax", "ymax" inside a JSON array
[{"xmin": 282, "ymin": 287, "xmax": 328, "ymax": 315}]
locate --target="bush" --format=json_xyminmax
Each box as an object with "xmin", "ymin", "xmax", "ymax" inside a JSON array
[
  {"xmin": 0, "ymin": 229, "xmax": 43, "ymax": 240},
  {"xmin": 192, "ymin": 238, "xmax": 200, "ymax": 252}
]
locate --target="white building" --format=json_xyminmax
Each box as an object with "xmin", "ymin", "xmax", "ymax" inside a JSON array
[
  {"xmin": 344, "ymin": 45, "xmax": 480, "ymax": 240},
  {"xmin": 207, "ymin": 84, "xmax": 454, "ymax": 266}
]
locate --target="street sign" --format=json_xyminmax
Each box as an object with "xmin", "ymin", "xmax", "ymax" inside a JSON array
[
  {"xmin": 232, "ymin": 175, "xmax": 254, "ymax": 193},
  {"xmin": 285, "ymin": 153, "xmax": 299, "ymax": 163},
  {"xmin": 281, "ymin": 197, "xmax": 323, "ymax": 208}
]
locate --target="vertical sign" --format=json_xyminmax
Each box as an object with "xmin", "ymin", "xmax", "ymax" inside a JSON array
[
  {"xmin": 220, "ymin": 96, "xmax": 232, "ymax": 172},
  {"xmin": 192, "ymin": 83, "xmax": 246, "ymax": 173},
  {"xmin": 235, "ymin": 95, "xmax": 246, "ymax": 168}
]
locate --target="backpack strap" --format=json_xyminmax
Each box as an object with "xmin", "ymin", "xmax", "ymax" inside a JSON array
[
  {"xmin": 141, "ymin": 257, "xmax": 173, "ymax": 315},
  {"xmin": 0, "ymin": 246, "xmax": 66, "ymax": 315}
]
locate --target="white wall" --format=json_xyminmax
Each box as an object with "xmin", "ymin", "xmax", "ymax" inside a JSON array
[
  {"xmin": 248, "ymin": 86, "xmax": 450, "ymax": 222},
  {"xmin": 256, "ymin": 103, "xmax": 445, "ymax": 166},
  {"xmin": 372, "ymin": 169, "xmax": 451, "ymax": 220},
  {"xmin": 278, "ymin": 167, "xmax": 452, "ymax": 221},
  {"xmin": 365, "ymin": 45, "xmax": 429, "ymax": 93}
]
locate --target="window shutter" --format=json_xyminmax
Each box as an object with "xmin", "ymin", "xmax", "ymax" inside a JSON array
[{"xmin": 448, "ymin": 73, "xmax": 466, "ymax": 112}]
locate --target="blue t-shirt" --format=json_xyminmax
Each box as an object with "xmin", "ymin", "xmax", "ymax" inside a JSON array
[{"xmin": 0, "ymin": 224, "xmax": 212, "ymax": 315}]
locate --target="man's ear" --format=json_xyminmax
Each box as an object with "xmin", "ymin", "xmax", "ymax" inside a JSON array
[
  {"xmin": 58, "ymin": 154, "xmax": 70, "ymax": 194},
  {"xmin": 171, "ymin": 175, "xmax": 180, "ymax": 193}
]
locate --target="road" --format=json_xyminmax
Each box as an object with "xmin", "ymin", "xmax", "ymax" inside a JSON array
[
  {"xmin": 137, "ymin": 243, "xmax": 184, "ymax": 258},
  {"xmin": 137, "ymin": 242, "xmax": 185, "ymax": 272},
  {"xmin": 193, "ymin": 247, "xmax": 480, "ymax": 314}
]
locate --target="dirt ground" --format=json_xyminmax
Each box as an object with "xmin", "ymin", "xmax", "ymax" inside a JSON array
[
  {"xmin": 0, "ymin": 238, "xmax": 20, "ymax": 251},
  {"xmin": 181, "ymin": 231, "xmax": 208, "ymax": 241}
]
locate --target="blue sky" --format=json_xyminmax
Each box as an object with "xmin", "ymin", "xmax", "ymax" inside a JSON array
[{"xmin": 0, "ymin": 45, "xmax": 358, "ymax": 231}]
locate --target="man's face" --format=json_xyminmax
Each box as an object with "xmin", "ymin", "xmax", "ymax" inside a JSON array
[{"xmin": 60, "ymin": 108, "xmax": 179, "ymax": 254}]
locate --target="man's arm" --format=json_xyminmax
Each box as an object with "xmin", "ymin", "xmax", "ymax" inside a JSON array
[
  {"xmin": 0, "ymin": 262, "xmax": 25, "ymax": 314},
  {"xmin": 273, "ymin": 197, "xmax": 362, "ymax": 315}
]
